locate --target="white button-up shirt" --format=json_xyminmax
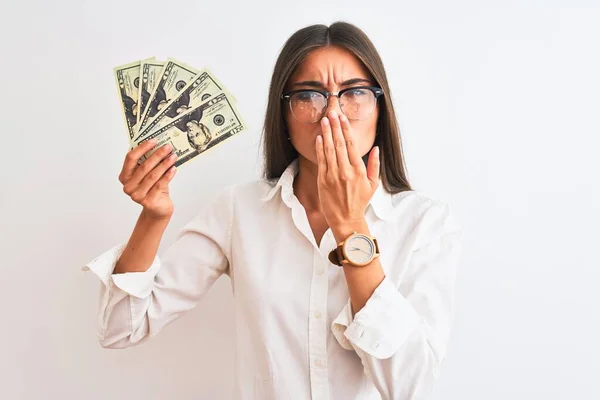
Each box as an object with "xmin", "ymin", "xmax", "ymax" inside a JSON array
[{"xmin": 84, "ymin": 159, "xmax": 463, "ymax": 400}]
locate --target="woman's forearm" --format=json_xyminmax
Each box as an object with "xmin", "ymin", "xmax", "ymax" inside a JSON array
[{"xmin": 113, "ymin": 209, "xmax": 172, "ymax": 274}]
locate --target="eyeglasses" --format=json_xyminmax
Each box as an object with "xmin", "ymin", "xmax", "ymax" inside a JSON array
[{"xmin": 281, "ymin": 86, "xmax": 384, "ymax": 124}]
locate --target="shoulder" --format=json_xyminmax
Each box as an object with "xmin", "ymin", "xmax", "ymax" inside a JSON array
[
  {"xmin": 389, "ymin": 189, "xmax": 453, "ymax": 216},
  {"xmin": 218, "ymin": 178, "xmax": 277, "ymax": 203},
  {"xmin": 185, "ymin": 178, "xmax": 274, "ymax": 232},
  {"xmin": 387, "ymin": 189, "xmax": 463, "ymax": 248},
  {"xmin": 199, "ymin": 178, "xmax": 277, "ymax": 212}
]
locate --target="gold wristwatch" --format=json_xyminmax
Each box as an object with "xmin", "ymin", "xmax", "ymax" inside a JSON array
[{"xmin": 328, "ymin": 232, "xmax": 380, "ymax": 267}]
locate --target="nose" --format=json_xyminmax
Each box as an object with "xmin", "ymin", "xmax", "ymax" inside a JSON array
[{"xmin": 323, "ymin": 94, "xmax": 343, "ymax": 118}]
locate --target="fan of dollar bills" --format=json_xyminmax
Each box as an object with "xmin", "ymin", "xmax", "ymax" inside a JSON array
[{"xmin": 113, "ymin": 57, "xmax": 247, "ymax": 168}]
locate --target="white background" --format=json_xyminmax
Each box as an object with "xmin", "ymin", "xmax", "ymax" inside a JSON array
[{"xmin": 1, "ymin": 0, "xmax": 598, "ymax": 399}]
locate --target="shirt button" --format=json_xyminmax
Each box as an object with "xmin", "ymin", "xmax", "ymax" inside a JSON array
[
  {"xmin": 317, "ymin": 267, "xmax": 325, "ymax": 275},
  {"xmin": 314, "ymin": 311, "xmax": 322, "ymax": 319},
  {"xmin": 315, "ymin": 358, "xmax": 325, "ymax": 367}
]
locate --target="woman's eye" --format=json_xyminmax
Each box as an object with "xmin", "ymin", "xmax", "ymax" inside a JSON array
[
  {"xmin": 297, "ymin": 92, "xmax": 318, "ymax": 101},
  {"xmin": 347, "ymin": 89, "xmax": 367, "ymax": 97}
]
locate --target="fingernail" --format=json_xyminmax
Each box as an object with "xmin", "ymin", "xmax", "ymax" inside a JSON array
[
  {"xmin": 329, "ymin": 110, "xmax": 337, "ymax": 118},
  {"xmin": 340, "ymin": 114, "xmax": 347, "ymax": 123},
  {"xmin": 375, "ymin": 146, "xmax": 380, "ymax": 156},
  {"xmin": 321, "ymin": 117, "xmax": 329, "ymax": 125}
]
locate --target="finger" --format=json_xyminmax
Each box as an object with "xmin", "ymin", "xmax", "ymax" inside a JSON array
[
  {"xmin": 134, "ymin": 152, "xmax": 178, "ymax": 199},
  {"xmin": 315, "ymin": 134, "xmax": 327, "ymax": 179},
  {"xmin": 329, "ymin": 110, "xmax": 351, "ymax": 170},
  {"xmin": 121, "ymin": 139, "xmax": 157, "ymax": 181},
  {"xmin": 320, "ymin": 115, "xmax": 337, "ymax": 171},
  {"xmin": 339, "ymin": 114, "xmax": 362, "ymax": 167},
  {"xmin": 149, "ymin": 165, "xmax": 177, "ymax": 196},
  {"xmin": 366, "ymin": 146, "xmax": 381, "ymax": 189},
  {"xmin": 129, "ymin": 143, "xmax": 174, "ymax": 187}
]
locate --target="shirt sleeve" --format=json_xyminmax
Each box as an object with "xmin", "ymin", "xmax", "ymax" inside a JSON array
[
  {"xmin": 82, "ymin": 186, "xmax": 234, "ymax": 349},
  {"xmin": 331, "ymin": 201, "xmax": 464, "ymax": 400}
]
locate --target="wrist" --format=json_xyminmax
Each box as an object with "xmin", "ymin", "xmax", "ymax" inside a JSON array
[
  {"xmin": 331, "ymin": 218, "xmax": 370, "ymax": 243},
  {"xmin": 140, "ymin": 208, "xmax": 172, "ymax": 226}
]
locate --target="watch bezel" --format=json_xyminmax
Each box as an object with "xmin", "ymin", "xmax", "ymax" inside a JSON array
[{"xmin": 341, "ymin": 232, "xmax": 377, "ymax": 267}]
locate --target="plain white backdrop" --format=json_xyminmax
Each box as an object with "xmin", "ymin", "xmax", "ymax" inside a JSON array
[{"xmin": 0, "ymin": 0, "xmax": 598, "ymax": 399}]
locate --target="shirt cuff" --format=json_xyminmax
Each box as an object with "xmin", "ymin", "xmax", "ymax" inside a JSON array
[
  {"xmin": 82, "ymin": 243, "xmax": 161, "ymax": 299},
  {"xmin": 331, "ymin": 276, "xmax": 421, "ymax": 359}
]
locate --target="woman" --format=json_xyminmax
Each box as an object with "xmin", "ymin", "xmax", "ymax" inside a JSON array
[{"xmin": 85, "ymin": 22, "xmax": 463, "ymax": 400}]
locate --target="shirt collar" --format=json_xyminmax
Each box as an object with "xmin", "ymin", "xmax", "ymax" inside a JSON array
[
  {"xmin": 260, "ymin": 159, "xmax": 299, "ymax": 205},
  {"xmin": 260, "ymin": 158, "xmax": 395, "ymax": 221},
  {"xmin": 369, "ymin": 181, "xmax": 395, "ymax": 221}
]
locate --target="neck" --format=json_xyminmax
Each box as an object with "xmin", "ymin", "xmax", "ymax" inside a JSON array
[{"xmin": 293, "ymin": 156, "xmax": 322, "ymax": 212}]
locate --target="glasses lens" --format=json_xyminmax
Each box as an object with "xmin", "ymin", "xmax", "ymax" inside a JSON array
[
  {"xmin": 340, "ymin": 88, "xmax": 377, "ymax": 120},
  {"xmin": 290, "ymin": 91, "xmax": 326, "ymax": 123}
]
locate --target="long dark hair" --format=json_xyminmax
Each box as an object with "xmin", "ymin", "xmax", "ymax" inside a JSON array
[{"xmin": 261, "ymin": 21, "xmax": 412, "ymax": 194}]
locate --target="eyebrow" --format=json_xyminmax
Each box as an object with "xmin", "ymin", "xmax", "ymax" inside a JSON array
[{"xmin": 292, "ymin": 78, "xmax": 372, "ymax": 88}]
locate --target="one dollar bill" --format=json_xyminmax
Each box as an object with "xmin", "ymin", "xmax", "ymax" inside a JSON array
[
  {"xmin": 135, "ymin": 69, "xmax": 229, "ymax": 141},
  {"xmin": 135, "ymin": 91, "xmax": 247, "ymax": 168}
]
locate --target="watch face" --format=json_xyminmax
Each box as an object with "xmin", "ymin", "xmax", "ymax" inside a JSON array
[{"xmin": 343, "ymin": 234, "xmax": 375, "ymax": 265}]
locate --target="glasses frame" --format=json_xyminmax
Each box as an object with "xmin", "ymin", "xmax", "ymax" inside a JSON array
[{"xmin": 281, "ymin": 86, "xmax": 384, "ymax": 123}]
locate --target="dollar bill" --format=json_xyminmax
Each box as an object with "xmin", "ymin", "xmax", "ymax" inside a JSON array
[
  {"xmin": 137, "ymin": 59, "xmax": 165, "ymax": 129},
  {"xmin": 136, "ymin": 58, "xmax": 200, "ymax": 139},
  {"xmin": 135, "ymin": 91, "xmax": 247, "ymax": 168},
  {"xmin": 135, "ymin": 69, "xmax": 231, "ymax": 141},
  {"xmin": 114, "ymin": 57, "xmax": 154, "ymax": 143}
]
